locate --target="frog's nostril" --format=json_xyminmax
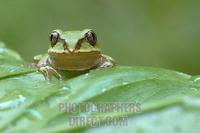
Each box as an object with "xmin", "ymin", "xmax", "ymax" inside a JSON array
[
  {"xmin": 63, "ymin": 44, "xmax": 68, "ymax": 50},
  {"xmin": 73, "ymin": 43, "xmax": 81, "ymax": 52},
  {"xmin": 63, "ymin": 43, "xmax": 72, "ymax": 53}
]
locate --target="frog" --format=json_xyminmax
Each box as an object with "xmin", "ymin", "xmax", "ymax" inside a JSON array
[{"xmin": 33, "ymin": 29, "xmax": 115, "ymax": 81}]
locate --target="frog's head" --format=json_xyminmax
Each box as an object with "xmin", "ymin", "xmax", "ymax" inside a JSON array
[
  {"xmin": 47, "ymin": 29, "xmax": 102, "ymax": 70},
  {"xmin": 48, "ymin": 29, "xmax": 100, "ymax": 53}
]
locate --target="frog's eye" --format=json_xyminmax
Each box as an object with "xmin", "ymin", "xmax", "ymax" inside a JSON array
[
  {"xmin": 49, "ymin": 32, "xmax": 59, "ymax": 47},
  {"xmin": 85, "ymin": 30, "xmax": 97, "ymax": 46}
]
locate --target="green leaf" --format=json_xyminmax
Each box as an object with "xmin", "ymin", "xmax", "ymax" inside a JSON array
[
  {"xmin": 0, "ymin": 42, "xmax": 24, "ymax": 65},
  {"xmin": 0, "ymin": 42, "xmax": 34, "ymax": 80},
  {"xmin": 0, "ymin": 44, "xmax": 200, "ymax": 133}
]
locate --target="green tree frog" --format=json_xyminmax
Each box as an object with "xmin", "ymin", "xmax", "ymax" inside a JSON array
[{"xmin": 33, "ymin": 29, "xmax": 115, "ymax": 81}]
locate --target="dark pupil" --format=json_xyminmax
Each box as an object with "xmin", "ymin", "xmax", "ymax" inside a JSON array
[
  {"xmin": 87, "ymin": 32, "xmax": 97, "ymax": 46},
  {"xmin": 50, "ymin": 33, "xmax": 58, "ymax": 47},
  {"xmin": 91, "ymin": 32, "xmax": 96, "ymax": 40},
  {"xmin": 50, "ymin": 34, "xmax": 53, "ymax": 41}
]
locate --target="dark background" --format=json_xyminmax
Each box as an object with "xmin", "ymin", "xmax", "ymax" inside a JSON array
[{"xmin": 0, "ymin": 0, "xmax": 200, "ymax": 74}]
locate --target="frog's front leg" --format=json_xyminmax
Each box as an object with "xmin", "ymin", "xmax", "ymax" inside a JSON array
[
  {"xmin": 38, "ymin": 64, "xmax": 62, "ymax": 81},
  {"xmin": 96, "ymin": 54, "xmax": 115, "ymax": 69},
  {"xmin": 34, "ymin": 55, "xmax": 62, "ymax": 81}
]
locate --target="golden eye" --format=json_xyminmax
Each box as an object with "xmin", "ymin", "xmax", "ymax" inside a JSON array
[
  {"xmin": 49, "ymin": 31, "xmax": 59, "ymax": 47},
  {"xmin": 85, "ymin": 30, "xmax": 97, "ymax": 46}
]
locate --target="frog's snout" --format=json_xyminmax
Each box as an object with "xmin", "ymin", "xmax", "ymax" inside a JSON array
[
  {"xmin": 63, "ymin": 43, "xmax": 73, "ymax": 53},
  {"xmin": 63, "ymin": 42, "xmax": 81, "ymax": 53}
]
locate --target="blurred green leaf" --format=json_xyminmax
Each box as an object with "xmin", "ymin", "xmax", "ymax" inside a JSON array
[
  {"xmin": 0, "ymin": 42, "xmax": 34, "ymax": 80},
  {"xmin": 0, "ymin": 44, "xmax": 200, "ymax": 133}
]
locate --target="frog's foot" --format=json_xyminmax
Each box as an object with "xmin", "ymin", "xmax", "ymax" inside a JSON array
[
  {"xmin": 33, "ymin": 54, "xmax": 43, "ymax": 65},
  {"xmin": 91, "ymin": 54, "xmax": 115, "ymax": 71},
  {"xmin": 25, "ymin": 54, "xmax": 43, "ymax": 69},
  {"xmin": 38, "ymin": 65, "xmax": 62, "ymax": 81},
  {"xmin": 99, "ymin": 61, "xmax": 114, "ymax": 68},
  {"xmin": 99, "ymin": 54, "xmax": 115, "ymax": 68}
]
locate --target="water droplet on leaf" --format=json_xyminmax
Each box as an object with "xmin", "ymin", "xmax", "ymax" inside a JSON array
[
  {"xmin": 122, "ymin": 82, "xmax": 129, "ymax": 85},
  {"xmin": 25, "ymin": 109, "xmax": 43, "ymax": 120},
  {"xmin": 58, "ymin": 85, "xmax": 72, "ymax": 95},
  {"xmin": 194, "ymin": 77, "xmax": 200, "ymax": 82},
  {"xmin": 102, "ymin": 88, "xmax": 107, "ymax": 92}
]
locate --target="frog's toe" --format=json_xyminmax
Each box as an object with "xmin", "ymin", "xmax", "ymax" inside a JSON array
[
  {"xmin": 98, "ymin": 54, "xmax": 115, "ymax": 69},
  {"xmin": 100, "ymin": 61, "xmax": 114, "ymax": 68},
  {"xmin": 39, "ymin": 66, "xmax": 62, "ymax": 81}
]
